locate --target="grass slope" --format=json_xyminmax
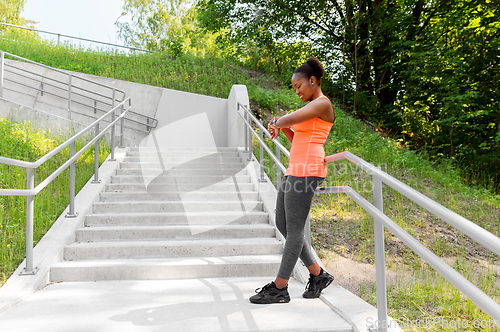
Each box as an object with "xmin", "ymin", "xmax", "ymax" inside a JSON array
[{"xmin": 0, "ymin": 35, "xmax": 303, "ymax": 115}]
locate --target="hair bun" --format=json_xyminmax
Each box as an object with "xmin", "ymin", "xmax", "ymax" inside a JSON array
[
  {"xmin": 293, "ymin": 56, "xmax": 325, "ymax": 84},
  {"xmin": 306, "ymin": 57, "xmax": 324, "ymax": 78}
]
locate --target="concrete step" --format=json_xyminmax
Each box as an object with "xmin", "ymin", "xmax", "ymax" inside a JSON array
[
  {"xmin": 64, "ymin": 238, "xmax": 283, "ymax": 260},
  {"xmin": 123, "ymin": 153, "xmax": 241, "ymax": 159},
  {"xmin": 122, "ymin": 157, "xmax": 243, "ymax": 163},
  {"xmin": 99, "ymin": 191, "xmax": 260, "ymax": 202},
  {"xmin": 120, "ymin": 160, "xmax": 244, "ymax": 167},
  {"xmin": 50, "ymin": 255, "xmax": 282, "ymax": 282},
  {"xmin": 127, "ymin": 147, "xmax": 240, "ymax": 153},
  {"xmin": 85, "ymin": 211, "xmax": 269, "ymax": 227},
  {"xmin": 75, "ymin": 224, "xmax": 275, "ymax": 242},
  {"xmin": 46, "ymin": 146, "xmax": 283, "ymax": 286},
  {"xmin": 110, "ymin": 174, "xmax": 251, "ymax": 184},
  {"xmin": 120, "ymin": 158, "xmax": 243, "ymax": 167},
  {"xmin": 124, "ymin": 151, "xmax": 241, "ymax": 159},
  {"xmin": 104, "ymin": 182, "xmax": 256, "ymax": 192},
  {"xmin": 115, "ymin": 168, "xmax": 247, "ymax": 176},
  {"xmin": 125, "ymin": 150, "xmax": 240, "ymax": 157},
  {"xmin": 92, "ymin": 201, "xmax": 263, "ymax": 214}
]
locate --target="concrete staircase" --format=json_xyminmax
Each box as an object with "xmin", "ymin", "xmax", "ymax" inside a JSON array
[{"xmin": 50, "ymin": 147, "xmax": 283, "ymax": 282}]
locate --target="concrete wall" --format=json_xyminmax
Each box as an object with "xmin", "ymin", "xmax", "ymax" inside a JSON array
[
  {"xmin": 151, "ymin": 88, "xmax": 227, "ymax": 148},
  {"xmin": 227, "ymin": 85, "xmax": 249, "ymax": 148},
  {"xmin": 1, "ymin": 58, "xmax": 248, "ymax": 148},
  {"xmin": 68, "ymin": 72, "xmax": 241, "ymax": 148},
  {"xmin": 0, "ymin": 98, "xmax": 84, "ymax": 138},
  {"xmin": 2, "ymin": 59, "xmax": 105, "ymax": 127}
]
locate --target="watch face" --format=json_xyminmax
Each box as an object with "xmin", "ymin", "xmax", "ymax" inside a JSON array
[{"xmin": 138, "ymin": 112, "xmax": 254, "ymax": 235}]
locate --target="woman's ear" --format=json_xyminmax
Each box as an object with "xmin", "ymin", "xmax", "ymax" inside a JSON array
[{"xmin": 310, "ymin": 76, "xmax": 317, "ymax": 86}]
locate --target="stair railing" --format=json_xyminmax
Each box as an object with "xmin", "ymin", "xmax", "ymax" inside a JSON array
[
  {"xmin": 0, "ymin": 97, "xmax": 132, "ymax": 276},
  {"xmin": 237, "ymin": 102, "xmax": 500, "ymax": 330},
  {"xmin": 0, "ymin": 51, "xmax": 157, "ymax": 137},
  {"xmin": 0, "ymin": 22, "xmax": 152, "ymax": 53}
]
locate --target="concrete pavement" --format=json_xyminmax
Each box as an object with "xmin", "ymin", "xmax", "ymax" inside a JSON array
[{"xmin": 0, "ymin": 277, "xmax": 353, "ymax": 332}]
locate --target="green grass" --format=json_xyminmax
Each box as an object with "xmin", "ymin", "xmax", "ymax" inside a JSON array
[
  {"xmin": 0, "ymin": 118, "xmax": 110, "ymax": 285},
  {"xmin": 253, "ymin": 104, "xmax": 500, "ymax": 331},
  {"xmin": 0, "ymin": 33, "xmax": 303, "ymax": 115}
]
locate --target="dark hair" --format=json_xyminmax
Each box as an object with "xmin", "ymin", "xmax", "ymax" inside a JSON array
[{"xmin": 294, "ymin": 57, "xmax": 325, "ymax": 85}]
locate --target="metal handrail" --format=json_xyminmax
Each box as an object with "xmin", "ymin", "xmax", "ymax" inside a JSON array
[
  {"xmin": 237, "ymin": 102, "xmax": 500, "ymax": 329},
  {"xmin": 0, "ymin": 51, "xmax": 158, "ymax": 133},
  {"xmin": 1, "ymin": 51, "xmax": 126, "ymax": 98},
  {"xmin": 324, "ymin": 152, "xmax": 500, "ymax": 257},
  {"xmin": 4, "ymin": 65, "xmax": 121, "ymax": 103},
  {"xmin": 3, "ymin": 61, "xmax": 125, "ymax": 105},
  {"xmin": 0, "ymin": 22, "xmax": 152, "ymax": 53},
  {"xmin": 0, "ymin": 97, "xmax": 132, "ymax": 275},
  {"xmin": 1, "ymin": 81, "xmax": 153, "ymax": 132}
]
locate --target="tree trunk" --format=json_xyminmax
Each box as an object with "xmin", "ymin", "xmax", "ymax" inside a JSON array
[
  {"xmin": 358, "ymin": 0, "xmax": 373, "ymax": 98},
  {"xmin": 372, "ymin": 0, "xmax": 397, "ymax": 113}
]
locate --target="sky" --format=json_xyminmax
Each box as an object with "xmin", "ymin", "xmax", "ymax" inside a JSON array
[{"xmin": 22, "ymin": 0, "xmax": 132, "ymax": 50}]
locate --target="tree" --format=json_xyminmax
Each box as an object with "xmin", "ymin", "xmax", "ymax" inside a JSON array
[
  {"xmin": 118, "ymin": 0, "xmax": 219, "ymax": 56},
  {"xmin": 198, "ymin": 0, "xmax": 451, "ymax": 118},
  {"xmin": 0, "ymin": 0, "xmax": 34, "ymax": 35},
  {"xmin": 198, "ymin": 0, "xmax": 500, "ymax": 191},
  {"xmin": 398, "ymin": 0, "xmax": 500, "ymax": 188}
]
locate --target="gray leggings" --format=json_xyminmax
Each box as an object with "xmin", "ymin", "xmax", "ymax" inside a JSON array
[{"xmin": 275, "ymin": 175, "xmax": 324, "ymax": 280}]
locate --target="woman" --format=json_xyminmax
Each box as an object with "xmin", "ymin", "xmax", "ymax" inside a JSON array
[{"xmin": 250, "ymin": 57, "xmax": 335, "ymax": 304}]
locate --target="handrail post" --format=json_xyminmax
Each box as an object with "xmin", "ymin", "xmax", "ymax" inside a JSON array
[
  {"xmin": 242, "ymin": 105, "xmax": 248, "ymax": 152},
  {"xmin": 68, "ymin": 74, "xmax": 72, "ymax": 119},
  {"xmin": 66, "ymin": 141, "xmax": 78, "ymax": 218},
  {"xmin": 110, "ymin": 89, "xmax": 116, "ymax": 161},
  {"xmin": 119, "ymin": 103, "xmax": 124, "ymax": 148},
  {"xmin": 258, "ymin": 121, "xmax": 265, "ymax": 182},
  {"xmin": 0, "ymin": 51, "xmax": 4, "ymax": 98},
  {"xmin": 20, "ymin": 167, "xmax": 37, "ymax": 275},
  {"xmin": 92, "ymin": 122, "xmax": 101, "ymax": 184},
  {"xmin": 247, "ymin": 109, "xmax": 252, "ymax": 161},
  {"xmin": 275, "ymin": 136, "xmax": 281, "ymax": 188},
  {"xmin": 373, "ymin": 169, "xmax": 388, "ymax": 332}
]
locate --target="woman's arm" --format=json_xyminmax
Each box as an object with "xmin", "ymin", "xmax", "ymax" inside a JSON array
[
  {"xmin": 268, "ymin": 118, "xmax": 294, "ymax": 142},
  {"xmin": 281, "ymin": 127, "xmax": 294, "ymax": 142},
  {"xmin": 268, "ymin": 125, "xmax": 294, "ymax": 142},
  {"xmin": 274, "ymin": 99, "xmax": 332, "ymax": 128}
]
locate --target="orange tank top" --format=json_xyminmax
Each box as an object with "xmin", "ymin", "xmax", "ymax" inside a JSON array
[{"xmin": 285, "ymin": 97, "xmax": 333, "ymax": 178}]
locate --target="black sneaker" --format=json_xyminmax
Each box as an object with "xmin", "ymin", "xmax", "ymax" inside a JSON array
[
  {"xmin": 302, "ymin": 268, "xmax": 334, "ymax": 298},
  {"xmin": 249, "ymin": 282, "xmax": 291, "ymax": 304}
]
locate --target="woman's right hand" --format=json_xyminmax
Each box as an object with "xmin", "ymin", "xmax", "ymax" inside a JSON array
[{"xmin": 268, "ymin": 118, "xmax": 280, "ymax": 140}]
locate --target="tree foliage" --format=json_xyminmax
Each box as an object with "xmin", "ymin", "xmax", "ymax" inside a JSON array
[
  {"xmin": 118, "ymin": 0, "xmax": 219, "ymax": 56},
  {"xmin": 399, "ymin": 0, "xmax": 500, "ymax": 185},
  {"xmin": 0, "ymin": 0, "xmax": 25, "ymax": 25},
  {"xmin": 197, "ymin": 0, "xmax": 500, "ymax": 191},
  {"xmin": 198, "ymin": 0, "xmax": 452, "ymax": 113},
  {"xmin": 197, "ymin": 0, "xmax": 316, "ymax": 78},
  {"xmin": 0, "ymin": 0, "xmax": 35, "ymax": 36}
]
